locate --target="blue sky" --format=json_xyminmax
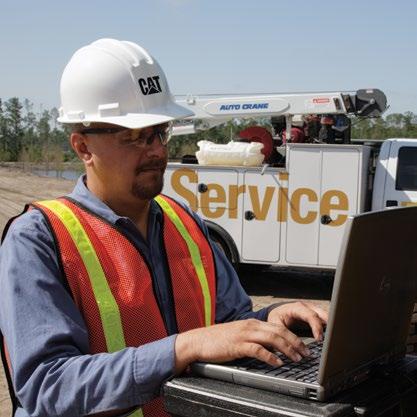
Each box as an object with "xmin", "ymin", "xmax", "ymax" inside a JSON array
[{"xmin": 0, "ymin": 0, "xmax": 416, "ymax": 115}]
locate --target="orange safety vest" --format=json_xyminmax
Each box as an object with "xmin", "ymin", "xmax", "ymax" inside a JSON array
[{"xmin": 26, "ymin": 194, "xmax": 217, "ymax": 417}]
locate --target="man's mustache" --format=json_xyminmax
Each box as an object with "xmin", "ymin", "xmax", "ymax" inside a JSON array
[{"xmin": 135, "ymin": 160, "xmax": 167, "ymax": 174}]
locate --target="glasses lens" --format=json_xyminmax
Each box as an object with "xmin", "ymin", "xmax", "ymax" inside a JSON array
[
  {"xmin": 157, "ymin": 122, "xmax": 173, "ymax": 145},
  {"xmin": 88, "ymin": 122, "xmax": 173, "ymax": 147},
  {"xmin": 133, "ymin": 122, "xmax": 172, "ymax": 147}
]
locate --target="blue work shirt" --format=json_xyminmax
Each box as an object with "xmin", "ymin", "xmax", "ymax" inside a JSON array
[{"xmin": 0, "ymin": 175, "xmax": 269, "ymax": 417}]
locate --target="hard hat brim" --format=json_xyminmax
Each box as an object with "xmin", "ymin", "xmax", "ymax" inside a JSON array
[{"xmin": 58, "ymin": 101, "xmax": 194, "ymax": 129}]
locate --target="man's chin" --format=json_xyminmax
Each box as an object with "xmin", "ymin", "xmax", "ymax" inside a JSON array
[{"xmin": 131, "ymin": 178, "xmax": 164, "ymax": 201}]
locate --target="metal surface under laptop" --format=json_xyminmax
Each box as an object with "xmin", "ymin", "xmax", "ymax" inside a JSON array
[{"xmin": 192, "ymin": 206, "xmax": 417, "ymax": 401}]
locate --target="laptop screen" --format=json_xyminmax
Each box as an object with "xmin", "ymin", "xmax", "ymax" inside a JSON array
[{"xmin": 319, "ymin": 206, "xmax": 417, "ymax": 384}]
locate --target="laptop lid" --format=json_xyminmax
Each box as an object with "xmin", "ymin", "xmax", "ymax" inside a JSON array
[{"xmin": 318, "ymin": 206, "xmax": 417, "ymax": 386}]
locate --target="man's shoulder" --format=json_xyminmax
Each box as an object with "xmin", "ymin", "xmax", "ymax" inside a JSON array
[
  {"xmin": 160, "ymin": 194, "xmax": 196, "ymax": 215},
  {"xmin": 160, "ymin": 195, "xmax": 207, "ymax": 231},
  {"xmin": 3, "ymin": 206, "xmax": 51, "ymax": 242}
]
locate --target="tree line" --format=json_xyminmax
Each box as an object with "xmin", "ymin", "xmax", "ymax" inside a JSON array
[
  {"xmin": 0, "ymin": 97, "xmax": 73, "ymax": 164},
  {"xmin": 0, "ymin": 97, "xmax": 416, "ymax": 164}
]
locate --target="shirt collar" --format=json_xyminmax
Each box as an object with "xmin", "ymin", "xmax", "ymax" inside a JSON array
[{"xmin": 67, "ymin": 174, "xmax": 163, "ymax": 225}]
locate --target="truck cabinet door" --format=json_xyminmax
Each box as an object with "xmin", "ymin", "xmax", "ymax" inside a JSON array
[
  {"xmin": 285, "ymin": 147, "xmax": 321, "ymax": 266},
  {"xmin": 241, "ymin": 170, "xmax": 283, "ymax": 263},
  {"xmin": 318, "ymin": 148, "xmax": 361, "ymax": 266},
  {"xmin": 380, "ymin": 141, "xmax": 417, "ymax": 209},
  {"xmin": 193, "ymin": 168, "xmax": 242, "ymax": 249},
  {"xmin": 164, "ymin": 165, "xmax": 243, "ymax": 255},
  {"xmin": 285, "ymin": 145, "xmax": 361, "ymax": 267},
  {"xmin": 164, "ymin": 165, "xmax": 239, "ymax": 215}
]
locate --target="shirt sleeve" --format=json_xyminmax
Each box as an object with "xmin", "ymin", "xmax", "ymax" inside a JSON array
[
  {"xmin": 182, "ymin": 207, "xmax": 270, "ymax": 323},
  {"xmin": 210, "ymin": 238, "xmax": 270, "ymax": 323},
  {"xmin": 0, "ymin": 211, "xmax": 177, "ymax": 417}
]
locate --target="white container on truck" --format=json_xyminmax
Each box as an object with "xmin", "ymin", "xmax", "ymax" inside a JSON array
[{"xmin": 163, "ymin": 89, "xmax": 416, "ymax": 271}]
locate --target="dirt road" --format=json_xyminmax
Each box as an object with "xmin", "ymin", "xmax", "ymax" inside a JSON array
[{"xmin": 0, "ymin": 167, "xmax": 331, "ymax": 416}]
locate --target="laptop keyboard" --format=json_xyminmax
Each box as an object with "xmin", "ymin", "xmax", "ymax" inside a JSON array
[{"xmin": 229, "ymin": 340, "xmax": 323, "ymax": 383}]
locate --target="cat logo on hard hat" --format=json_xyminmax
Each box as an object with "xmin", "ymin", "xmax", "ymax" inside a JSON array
[{"xmin": 138, "ymin": 76, "xmax": 162, "ymax": 95}]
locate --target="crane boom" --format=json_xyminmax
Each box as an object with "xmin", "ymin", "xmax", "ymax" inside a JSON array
[{"xmin": 172, "ymin": 89, "xmax": 387, "ymax": 136}]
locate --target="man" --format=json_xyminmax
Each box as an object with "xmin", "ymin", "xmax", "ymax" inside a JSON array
[{"xmin": 0, "ymin": 39, "xmax": 327, "ymax": 417}]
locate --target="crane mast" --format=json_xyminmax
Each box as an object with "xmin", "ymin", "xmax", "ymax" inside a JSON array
[{"xmin": 172, "ymin": 89, "xmax": 387, "ymax": 136}]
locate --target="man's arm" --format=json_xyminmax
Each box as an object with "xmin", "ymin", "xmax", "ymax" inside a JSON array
[
  {"xmin": 0, "ymin": 211, "xmax": 177, "ymax": 417},
  {"xmin": 183, "ymin": 207, "xmax": 270, "ymax": 322},
  {"xmin": 174, "ymin": 208, "xmax": 327, "ymax": 373}
]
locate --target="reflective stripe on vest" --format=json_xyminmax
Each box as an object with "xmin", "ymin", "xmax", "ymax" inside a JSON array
[
  {"xmin": 155, "ymin": 195, "xmax": 212, "ymax": 327},
  {"xmin": 36, "ymin": 199, "xmax": 144, "ymax": 417},
  {"xmin": 32, "ymin": 196, "xmax": 216, "ymax": 417},
  {"xmin": 36, "ymin": 199, "xmax": 126, "ymax": 353}
]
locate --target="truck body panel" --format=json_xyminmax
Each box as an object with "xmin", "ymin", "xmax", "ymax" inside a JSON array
[{"xmin": 164, "ymin": 143, "xmax": 379, "ymax": 270}]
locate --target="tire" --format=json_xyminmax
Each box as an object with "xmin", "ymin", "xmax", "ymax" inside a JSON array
[
  {"xmin": 239, "ymin": 263, "xmax": 270, "ymax": 273},
  {"xmin": 209, "ymin": 232, "xmax": 231, "ymax": 257},
  {"xmin": 206, "ymin": 223, "xmax": 239, "ymax": 271}
]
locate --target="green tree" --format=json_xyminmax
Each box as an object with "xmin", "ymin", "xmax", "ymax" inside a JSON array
[
  {"xmin": 3, "ymin": 97, "xmax": 24, "ymax": 161},
  {"xmin": 0, "ymin": 99, "xmax": 7, "ymax": 160},
  {"xmin": 37, "ymin": 109, "xmax": 52, "ymax": 168},
  {"xmin": 21, "ymin": 99, "xmax": 39, "ymax": 162}
]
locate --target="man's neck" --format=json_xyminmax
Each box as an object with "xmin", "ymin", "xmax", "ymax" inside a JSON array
[
  {"xmin": 86, "ymin": 177, "xmax": 151, "ymax": 240},
  {"xmin": 107, "ymin": 197, "xmax": 151, "ymax": 240}
]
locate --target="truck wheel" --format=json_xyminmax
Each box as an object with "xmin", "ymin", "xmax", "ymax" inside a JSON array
[
  {"xmin": 205, "ymin": 222, "xmax": 239, "ymax": 271},
  {"xmin": 239, "ymin": 263, "xmax": 270, "ymax": 273},
  {"xmin": 210, "ymin": 232, "xmax": 232, "ymax": 260},
  {"xmin": 209, "ymin": 231, "xmax": 239, "ymax": 271},
  {"xmin": 205, "ymin": 222, "xmax": 269, "ymax": 273}
]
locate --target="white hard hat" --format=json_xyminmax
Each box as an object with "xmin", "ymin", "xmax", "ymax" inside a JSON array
[{"xmin": 58, "ymin": 38, "xmax": 193, "ymax": 128}]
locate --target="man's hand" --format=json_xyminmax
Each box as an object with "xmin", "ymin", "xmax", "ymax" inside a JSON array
[
  {"xmin": 175, "ymin": 318, "xmax": 311, "ymax": 374},
  {"xmin": 267, "ymin": 301, "xmax": 328, "ymax": 342}
]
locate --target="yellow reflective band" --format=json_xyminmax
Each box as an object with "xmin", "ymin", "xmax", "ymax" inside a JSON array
[
  {"xmin": 155, "ymin": 196, "xmax": 212, "ymax": 327},
  {"xmin": 37, "ymin": 200, "xmax": 126, "ymax": 353},
  {"xmin": 127, "ymin": 409, "xmax": 144, "ymax": 417}
]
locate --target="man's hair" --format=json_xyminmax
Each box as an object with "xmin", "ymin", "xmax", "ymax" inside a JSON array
[
  {"xmin": 70, "ymin": 123, "xmax": 88, "ymax": 133},
  {"xmin": 69, "ymin": 122, "xmax": 122, "ymax": 133}
]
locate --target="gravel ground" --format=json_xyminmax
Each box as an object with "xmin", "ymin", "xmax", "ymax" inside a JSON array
[{"xmin": 0, "ymin": 167, "xmax": 330, "ymax": 416}]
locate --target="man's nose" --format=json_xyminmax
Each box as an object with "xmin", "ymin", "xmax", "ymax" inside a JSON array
[
  {"xmin": 146, "ymin": 131, "xmax": 166, "ymax": 146},
  {"xmin": 145, "ymin": 134, "xmax": 167, "ymax": 157}
]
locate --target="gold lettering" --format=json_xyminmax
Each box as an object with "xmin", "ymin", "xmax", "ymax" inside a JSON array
[
  {"xmin": 228, "ymin": 184, "xmax": 246, "ymax": 219},
  {"xmin": 320, "ymin": 190, "xmax": 348, "ymax": 227},
  {"xmin": 277, "ymin": 187, "xmax": 289, "ymax": 222},
  {"xmin": 201, "ymin": 184, "xmax": 227, "ymax": 218},
  {"xmin": 171, "ymin": 169, "xmax": 198, "ymax": 211},
  {"xmin": 290, "ymin": 188, "xmax": 318, "ymax": 224},
  {"xmin": 170, "ymin": 168, "xmax": 349, "ymax": 227},
  {"xmin": 248, "ymin": 186, "xmax": 275, "ymax": 221}
]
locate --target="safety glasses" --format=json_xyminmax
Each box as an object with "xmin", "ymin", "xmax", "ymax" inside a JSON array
[{"xmin": 81, "ymin": 122, "xmax": 173, "ymax": 147}]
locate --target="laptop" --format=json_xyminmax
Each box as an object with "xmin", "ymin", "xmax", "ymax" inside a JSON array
[{"xmin": 191, "ymin": 206, "xmax": 417, "ymax": 401}]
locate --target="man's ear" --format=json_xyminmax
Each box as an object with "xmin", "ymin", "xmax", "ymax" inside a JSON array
[{"xmin": 70, "ymin": 133, "xmax": 93, "ymax": 166}]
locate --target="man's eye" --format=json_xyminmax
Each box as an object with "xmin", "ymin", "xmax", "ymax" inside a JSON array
[
  {"xmin": 121, "ymin": 136, "xmax": 145, "ymax": 146},
  {"xmin": 121, "ymin": 137, "xmax": 135, "ymax": 145}
]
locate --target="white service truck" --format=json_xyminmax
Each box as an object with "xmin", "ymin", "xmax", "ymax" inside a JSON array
[{"xmin": 163, "ymin": 89, "xmax": 417, "ymax": 271}]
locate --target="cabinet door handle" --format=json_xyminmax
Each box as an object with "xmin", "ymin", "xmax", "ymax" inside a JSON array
[
  {"xmin": 321, "ymin": 214, "xmax": 332, "ymax": 225},
  {"xmin": 198, "ymin": 183, "xmax": 208, "ymax": 193},
  {"xmin": 245, "ymin": 211, "xmax": 256, "ymax": 221}
]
